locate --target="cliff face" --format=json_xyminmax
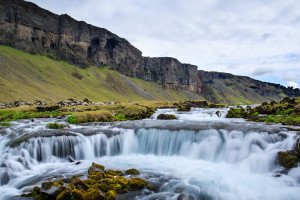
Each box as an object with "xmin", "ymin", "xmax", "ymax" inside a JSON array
[
  {"xmin": 197, "ymin": 71, "xmax": 300, "ymax": 104},
  {"xmin": 0, "ymin": 0, "xmax": 197, "ymax": 92},
  {"xmin": 0, "ymin": 0, "xmax": 299, "ymax": 103}
]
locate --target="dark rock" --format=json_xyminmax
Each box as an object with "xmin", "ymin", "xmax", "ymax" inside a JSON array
[
  {"xmin": 157, "ymin": 114, "xmax": 178, "ymax": 120},
  {"xmin": 125, "ymin": 168, "xmax": 140, "ymax": 175},
  {"xmin": 128, "ymin": 178, "xmax": 147, "ymax": 190},
  {"xmin": 277, "ymin": 150, "xmax": 299, "ymax": 169}
]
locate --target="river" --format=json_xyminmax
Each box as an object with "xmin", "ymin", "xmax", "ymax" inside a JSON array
[{"xmin": 0, "ymin": 107, "xmax": 299, "ymax": 199}]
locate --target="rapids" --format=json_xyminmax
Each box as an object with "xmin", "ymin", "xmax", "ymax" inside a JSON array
[{"xmin": 0, "ymin": 108, "xmax": 299, "ymax": 199}]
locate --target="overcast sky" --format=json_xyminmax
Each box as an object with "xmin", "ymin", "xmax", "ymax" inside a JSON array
[{"xmin": 28, "ymin": 0, "xmax": 300, "ymax": 88}]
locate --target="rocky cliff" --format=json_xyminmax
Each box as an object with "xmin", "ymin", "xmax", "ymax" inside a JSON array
[
  {"xmin": 0, "ymin": 0, "xmax": 299, "ymax": 103},
  {"xmin": 0, "ymin": 0, "xmax": 197, "ymax": 92}
]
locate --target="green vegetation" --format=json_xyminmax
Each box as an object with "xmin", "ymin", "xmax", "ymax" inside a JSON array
[
  {"xmin": 226, "ymin": 97, "xmax": 300, "ymax": 126},
  {"xmin": 66, "ymin": 103, "xmax": 155, "ymax": 124},
  {"xmin": 0, "ymin": 122, "xmax": 11, "ymax": 126},
  {"xmin": 0, "ymin": 45, "xmax": 201, "ymax": 103},
  {"xmin": 0, "ymin": 107, "xmax": 66, "ymax": 122},
  {"xmin": 47, "ymin": 121, "xmax": 69, "ymax": 129},
  {"xmin": 22, "ymin": 163, "xmax": 147, "ymax": 200}
]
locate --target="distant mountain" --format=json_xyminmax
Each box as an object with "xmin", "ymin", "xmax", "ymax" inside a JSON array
[{"xmin": 0, "ymin": 0, "xmax": 299, "ymax": 104}]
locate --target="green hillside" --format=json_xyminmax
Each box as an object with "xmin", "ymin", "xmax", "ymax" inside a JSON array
[{"xmin": 0, "ymin": 46, "xmax": 202, "ymax": 103}]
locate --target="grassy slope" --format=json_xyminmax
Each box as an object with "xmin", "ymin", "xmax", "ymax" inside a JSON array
[{"xmin": 0, "ymin": 46, "xmax": 201, "ymax": 103}]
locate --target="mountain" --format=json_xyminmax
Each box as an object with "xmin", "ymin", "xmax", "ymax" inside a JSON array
[{"xmin": 0, "ymin": 0, "xmax": 299, "ymax": 104}]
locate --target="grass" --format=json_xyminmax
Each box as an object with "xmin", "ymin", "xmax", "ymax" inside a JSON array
[
  {"xmin": 226, "ymin": 97, "xmax": 300, "ymax": 126},
  {"xmin": 0, "ymin": 45, "xmax": 202, "ymax": 103}
]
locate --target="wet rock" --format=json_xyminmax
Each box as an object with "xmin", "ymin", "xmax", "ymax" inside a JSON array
[
  {"xmin": 113, "ymin": 176, "xmax": 128, "ymax": 193},
  {"xmin": 83, "ymin": 189, "xmax": 106, "ymax": 200},
  {"xmin": 67, "ymin": 156, "xmax": 75, "ymax": 162},
  {"xmin": 46, "ymin": 122, "xmax": 69, "ymax": 129},
  {"xmin": 128, "ymin": 178, "xmax": 147, "ymax": 190},
  {"xmin": 40, "ymin": 181, "xmax": 65, "ymax": 196},
  {"xmin": 125, "ymin": 168, "xmax": 140, "ymax": 175},
  {"xmin": 72, "ymin": 189, "xmax": 84, "ymax": 200},
  {"xmin": 70, "ymin": 176, "xmax": 89, "ymax": 191},
  {"xmin": 157, "ymin": 114, "xmax": 178, "ymax": 120},
  {"xmin": 177, "ymin": 193, "xmax": 189, "ymax": 200},
  {"xmin": 106, "ymin": 190, "xmax": 117, "ymax": 200},
  {"xmin": 56, "ymin": 187, "xmax": 72, "ymax": 200},
  {"xmin": 277, "ymin": 150, "xmax": 299, "ymax": 169},
  {"xmin": 88, "ymin": 163, "xmax": 106, "ymax": 174}
]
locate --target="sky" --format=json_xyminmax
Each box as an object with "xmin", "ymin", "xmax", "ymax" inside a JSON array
[{"xmin": 27, "ymin": 0, "xmax": 300, "ymax": 88}]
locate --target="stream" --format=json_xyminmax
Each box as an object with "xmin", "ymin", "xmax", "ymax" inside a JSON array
[{"xmin": 0, "ymin": 107, "xmax": 299, "ymax": 199}]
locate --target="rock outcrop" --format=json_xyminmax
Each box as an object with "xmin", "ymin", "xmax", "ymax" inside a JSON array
[
  {"xmin": 0, "ymin": 0, "xmax": 299, "ymax": 103},
  {"xmin": 0, "ymin": 0, "xmax": 197, "ymax": 92}
]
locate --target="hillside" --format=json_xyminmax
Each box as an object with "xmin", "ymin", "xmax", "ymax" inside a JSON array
[
  {"xmin": 0, "ymin": 46, "xmax": 201, "ymax": 103},
  {"xmin": 0, "ymin": 0, "xmax": 299, "ymax": 104}
]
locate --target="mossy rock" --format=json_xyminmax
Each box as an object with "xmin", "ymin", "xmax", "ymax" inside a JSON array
[
  {"xmin": 157, "ymin": 114, "xmax": 178, "ymax": 120},
  {"xmin": 56, "ymin": 187, "xmax": 72, "ymax": 200},
  {"xmin": 83, "ymin": 188, "xmax": 106, "ymax": 200},
  {"xmin": 83, "ymin": 179, "xmax": 97, "ymax": 186},
  {"xmin": 88, "ymin": 172, "xmax": 106, "ymax": 180},
  {"xmin": 71, "ymin": 189, "xmax": 84, "ymax": 200},
  {"xmin": 128, "ymin": 178, "xmax": 147, "ymax": 191},
  {"xmin": 92, "ymin": 183, "xmax": 114, "ymax": 193},
  {"xmin": 105, "ymin": 190, "xmax": 117, "ymax": 200},
  {"xmin": 125, "ymin": 168, "xmax": 140, "ymax": 175},
  {"xmin": 106, "ymin": 169, "xmax": 119, "ymax": 176},
  {"xmin": 40, "ymin": 181, "xmax": 65, "ymax": 196},
  {"xmin": 88, "ymin": 163, "xmax": 105, "ymax": 174},
  {"xmin": 277, "ymin": 150, "xmax": 299, "ymax": 169},
  {"xmin": 70, "ymin": 176, "xmax": 90, "ymax": 191},
  {"xmin": 114, "ymin": 176, "xmax": 128, "ymax": 194},
  {"xmin": 177, "ymin": 106, "xmax": 190, "ymax": 112},
  {"xmin": 47, "ymin": 122, "xmax": 69, "ymax": 129}
]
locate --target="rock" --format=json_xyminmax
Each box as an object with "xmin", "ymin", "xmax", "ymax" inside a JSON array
[
  {"xmin": 56, "ymin": 187, "xmax": 72, "ymax": 200},
  {"xmin": 113, "ymin": 176, "xmax": 128, "ymax": 194},
  {"xmin": 157, "ymin": 114, "xmax": 178, "ymax": 120},
  {"xmin": 83, "ymin": 189, "xmax": 106, "ymax": 200},
  {"xmin": 72, "ymin": 189, "xmax": 84, "ymax": 200},
  {"xmin": 70, "ymin": 176, "xmax": 89, "ymax": 191},
  {"xmin": 40, "ymin": 181, "xmax": 64, "ymax": 196},
  {"xmin": 106, "ymin": 190, "xmax": 117, "ymax": 200},
  {"xmin": 277, "ymin": 150, "xmax": 299, "ymax": 169},
  {"xmin": 67, "ymin": 156, "xmax": 75, "ymax": 162},
  {"xmin": 125, "ymin": 168, "xmax": 140, "ymax": 175},
  {"xmin": 107, "ymin": 169, "xmax": 123, "ymax": 176},
  {"xmin": 177, "ymin": 193, "xmax": 189, "ymax": 200},
  {"xmin": 46, "ymin": 122, "xmax": 69, "ymax": 129},
  {"xmin": 88, "ymin": 163, "xmax": 105, "ymax": 174},
  {"xmin": 128, "ymin": 178, "xmax": 147, "ymax": 191}
]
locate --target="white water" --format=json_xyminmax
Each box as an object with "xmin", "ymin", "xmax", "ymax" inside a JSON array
[{"xmin": 0, "ymin": 108, "xmax": 299, "ymax": 199}]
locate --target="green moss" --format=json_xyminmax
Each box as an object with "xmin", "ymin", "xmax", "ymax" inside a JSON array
[
  {"xmin": 47, "ymin": 121, "xmax": 69, "ymax": 129},
  {"xmin": 0, "ymin": 122, "xmax": 11, "ymax": 126},
  {"xmin": 83, "ymin": 189, "xmax": 106, "ymax": 200},
  {"xmin": 157, "ymin": 114, "xmax": 178, "ymax": 120},
  {"xmin": 277, "ymin": 151, "xmax": 299, "ymax": 169},
  {"xmin": 125, "ymin": 168, "xmax": 140, "ymax": 175},
  {"xmin": 71, "ymin": 189, "xmax": 84, "ymax": 200},
  {"xmin": 105, "ymin": 190, "xmax": 117, "ymax": 200},
  {"xmin": 128, "ymin": 178, "xmax": 147, "ymax": 191}
]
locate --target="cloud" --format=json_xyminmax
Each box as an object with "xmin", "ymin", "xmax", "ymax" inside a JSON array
[
  {"xmin": 27, "ymin": 0, "xmax": 300, "ymax": 87},
  {"xmin": 252, "ymin": 68, "xmax": 273, "ymax": 76},
  {"xmin": 287, "ymin": 81, "xmax": 299, "ymax": 88}
]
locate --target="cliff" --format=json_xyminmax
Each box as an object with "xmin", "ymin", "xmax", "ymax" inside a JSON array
[
  {"xmin": 0, "ymin": 0, "xmax": 299, "ymax": 104},
  {"xmin": 0, "ymin": 0, "xmax": 197, "ymax": 92}
]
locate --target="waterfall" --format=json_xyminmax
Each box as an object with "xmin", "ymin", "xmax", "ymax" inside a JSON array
[{"xmin": 0, "ymin": 108, "xmax": 299, "ymax": 200}]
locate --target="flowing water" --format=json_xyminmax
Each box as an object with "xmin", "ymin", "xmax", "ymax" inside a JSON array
[{"xmin": 0, "ymin": 108, "xmax": 299, "ymax": 199}]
